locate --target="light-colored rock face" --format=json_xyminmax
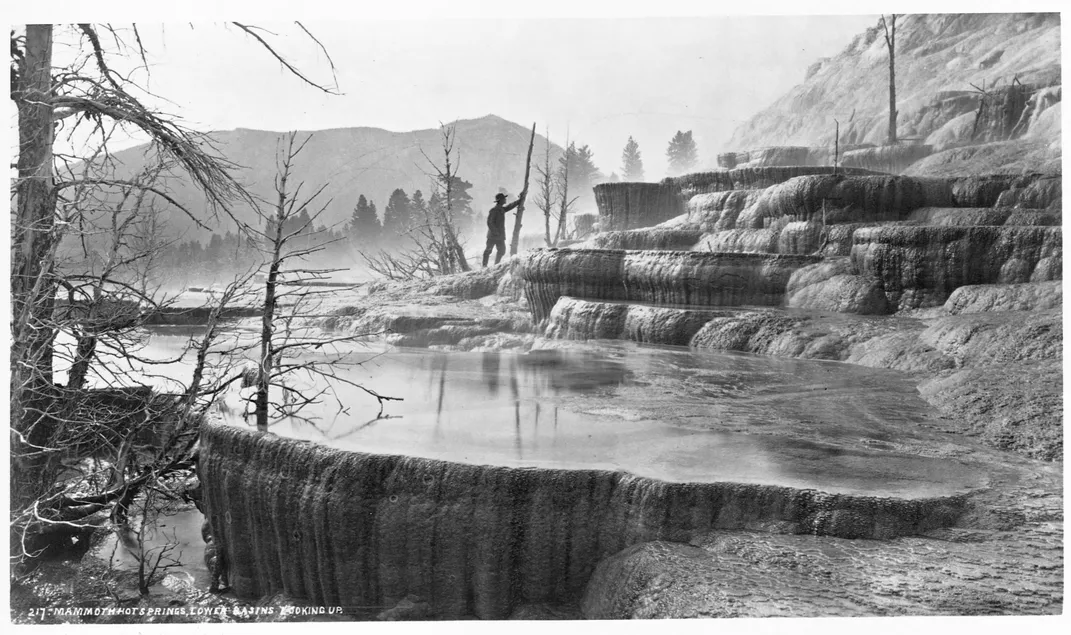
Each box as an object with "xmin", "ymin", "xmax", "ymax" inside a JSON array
[
  {"xmin": 903, "ymin": 139, "xmax": 1062, "ymax": 177},
  {"xmin": 907, "ymin": 207, "xmax": 1061, "ymax": 226},
  {"xmin": 840, "ymin": 144, "xmax": 935, "ymax": 174},
  {"xmin": 851, "ymin": 225, "xmax": 1061, "ymax": 310},
  {"xmin": 584, "ymin": 229, "xmax": 703, "ymax": 251},
  {"xmin": 718, "ymin": 146, "xmax": 835, "ymax": 169},
  {"xmin": 685, "ymin": 189, "xmax": 763, "ymax": 231},
  {"xmin": 515, "ymin": 248, "xmax": 823, "ymax": 323},
  {"xmin": 726, "ymin": 14, "xmax": 1060, "ymax": 151},
  {"xmin": 545, "ymin": 297, "xmax": 730, "ymax": 345},
  {"xmin": 738, "ymin": 175, "xmax": 951, "ymax": 229},
  {"xmin": 944, "ymin": 281, "xmax": 1063, "ymax": 314},
  {"xmin": 994, "ymin": 175, "xmax": 1062, "ymax": 210},
  {"xmin": 594, "ymin": 167, "xmax": 877, "ymax": 232},
  {"xmin": 784, "ymin": 260, "xmax": 889, "ymax": 315},
  {"xmin": 581, "ymin": 508, "xmax": 1063, "ymax": 618},
  {"xmin": 669, "ymin": 166, "xmax": 876, "ymax": 198},
  {"xmin": 694, "ymin": 228, "xmax": 779, "ymax": 254}
]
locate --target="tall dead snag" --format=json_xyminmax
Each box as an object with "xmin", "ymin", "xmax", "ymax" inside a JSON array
[
  {"xmin": 880, "ymin": 14, "xmax": 898, "ymax": 144},
  {"xmin": 245, "ymin": 132, "xmax": 400, "ymax": 431},
  {"xmin": 509, "ymin": 123, "xmax": 536, "ymax": 256},
  {"xmin": 833, "ymin": 119, "xmax": 840, "ymax": 175},
  {"xmin": 534, "ymin": 126, "xmax": 557, "ymax": 247},
  {"xmin": 555, "ymin": 134, "xmax": 579, "ymax": 244},
  {"xmin": 419, "ymin": 123, "xmax": 470, "ymax": 273}
]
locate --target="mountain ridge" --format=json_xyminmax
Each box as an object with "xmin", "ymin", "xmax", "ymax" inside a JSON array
[{"xmin": 106, "ymin": 115, "xmax": 563, "ymax": 243}]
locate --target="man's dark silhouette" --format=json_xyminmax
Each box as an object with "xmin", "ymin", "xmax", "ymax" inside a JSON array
[{"xmin": 483, "ymin": 192, "xmax": 524, "ymax": 266}]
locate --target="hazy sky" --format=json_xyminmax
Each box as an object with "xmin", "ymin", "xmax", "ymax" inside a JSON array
[
  {"xmin": 18, "ymin": 1, "xmax": 1049, "ymax": 179},
  {"xmin": 139, "ymin": 15, "xmax": 878, "ymax": 178}
]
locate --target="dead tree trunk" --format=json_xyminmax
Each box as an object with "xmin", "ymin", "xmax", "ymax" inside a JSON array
[
  {"xmin": 510, "ymin": 123, "xmax": 537, "ymax": 256},
  {"xmin": 533, "ymin": 126, "xmax": 556, "ymax": 248},
  {"xmin": 11, "ymin": 25, "xmax": 59, "ymax": 510},
  {"xmin": 881, "ymin": 14, "xmax": 898, "ymax": 145},
  {"xmin": 255, "ymin": 168, "xmax": 288, "ymax": 432},
  {"xmin": 424, "ymin": 123, "xmax": 470, "ymax": 273},
  {"xmin": 833, "ymin": 119, "xmax": 840, "ymax": 175},
  {"xmin": 555, "ymin": 144, "xmax": 577, "ymax": 245}
]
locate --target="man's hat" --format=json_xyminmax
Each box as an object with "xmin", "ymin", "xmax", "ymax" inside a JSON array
[{"xmin": 494, "ymin": 193, "xmax": 507, "ymax": 202}]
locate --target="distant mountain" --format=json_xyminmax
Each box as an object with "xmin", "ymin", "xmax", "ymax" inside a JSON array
[
  {"xmin": 105, "ymin": 115, "xmax": 563, "ymax": 243},
  {"xmin": 726, "ymin": 13, "xmax": 1061, "ymax": 150}
]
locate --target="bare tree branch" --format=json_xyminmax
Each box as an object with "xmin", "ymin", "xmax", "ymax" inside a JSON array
[{"xmin": 232, "ymin": 22, "xmax": 341, "ymax": 95}]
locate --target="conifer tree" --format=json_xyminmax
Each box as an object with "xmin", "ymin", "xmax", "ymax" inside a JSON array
[
  {"xmin": 621, "ymin": 136, "xmax": 645, "ymax": 181},
  {"xmin": 666, "ymin": 130, "xmax": 698, "ymax": 176},
  {"xmin": 349, "ymin": 194, "xmax": 382, "ymax": 246},
  {"xmin": 383, "ymin": 188, "xmax": 412, "ymax": 240}
]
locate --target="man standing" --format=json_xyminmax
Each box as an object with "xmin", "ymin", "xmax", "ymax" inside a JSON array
[{"xmin": 483, "ymin": 191, "xmax": 525, "ymax": 266}]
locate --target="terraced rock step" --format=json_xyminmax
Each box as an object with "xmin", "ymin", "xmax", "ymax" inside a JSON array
[
  {"xmin": 669, "ymin": 166, "xmax": 878, "ymax": 197},
  {"xmin": 851, "ymin": 225, "xmax": 1061, "ymax": 310},
  {"xmin": 545, "ymin": 297, "xmax": 732, "ymax": 345},
  {"xmin": 517, "ymin": 248, "xmax": 823, "ymax": 323},
  {"xmin": 201, "ymin": 422, "xmax": 977, "ymax": 619},
  {"xmin": 907, "ymin": 207, "xmax": 1060, "ymax": 226},
  {"xmin": 595, "ymin": 167, "xmax": 878, "ymax": 231},
  {"xmin": 586, "ymin": 229, "xmax": 705, "ymax": 251}
]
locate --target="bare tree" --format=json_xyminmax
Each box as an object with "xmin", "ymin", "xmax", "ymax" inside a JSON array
[
  {"xmin": 123, "ymin": 488, "xmax": 183, "ymax": 596},
  {"xmin": 555, "ymin": 134, "xmax": 580, "ymax": 245},
  {"xmin": 363, "ymin": 124, "xmax": 478, "ymax": 280},
  {"xmin": 533, "ymin": 126, "xmax": 558, "ymax": 247},
  {"xmin": 239, "ymin": 132, "xmax": 401, "ymax": 431},
  {"xmin": 10, "ymin": 22, "xmax": 338, "ymax": 567},
  {"xmin": 833, "ymin": 118, "xmax": 840, "ymax": 175},
  {"xmin": 59, "ymin": 161, "xmax": 178, "ymax": 393},
  {"xmin": 420, "ymin": 123, "xmax": 471, "ymax": 273},
  {"xmin": 509, "ymin": 123, "xmax": 536, "ymax": 256},
  {"xmin": 880, "ymin": 14, "xmax": 898, "ymax": 145}
]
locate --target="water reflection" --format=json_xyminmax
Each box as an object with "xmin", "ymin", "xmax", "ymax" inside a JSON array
[
  {"xmin": 481, "ymin": 352, "xmax": 500, "ymax": 397},
  {"xmin": 129, "ymin": 333, "xmax": 980, "ymax": 497}
]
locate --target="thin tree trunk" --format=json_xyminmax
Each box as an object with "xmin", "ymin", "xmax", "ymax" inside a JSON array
[
  {"xmin": 510, "ymin": 123, "xmax": 536, "ymax": 256},
  {"xmin": 540, "ymin": 126, "xmax": 554, "ymax": 248},
  {"xmin": 888, "ymin": 47, "xmax": 897, "ymax": 144},
  {"xmin": 67, "ymin": 332, "xmax": 97, "ymax": 390},
  {"xmin": 442, "ymin": 171, "xmax": 469, "ymax": 272},
  {"xmin": 556, "ymin": 174, "xmax": 569, "ymax": 244},
  {"xmin": 883, "ymin": 15, "xmax": 898, "ymax": 145},
  {"xmin": 256, "ymin": 175, "xmax": 287, "ymax": 432},
  {"xmin": 833, "ymin": 119, "xmax": 840, "ymax": 176}
]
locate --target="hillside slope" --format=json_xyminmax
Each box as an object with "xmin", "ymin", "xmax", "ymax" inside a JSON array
[
  {"xmin": 726, "ymin": 13, "xmax": 1060, "ymax": 151},
  {"xmin": 105, "ymin": 115, "xmax": 560, "ymax": 242}
]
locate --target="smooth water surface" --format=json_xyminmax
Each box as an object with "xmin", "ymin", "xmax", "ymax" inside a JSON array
[{"xmin": 119, "ymin": 332, "xmax": 984, "ymax": 498}]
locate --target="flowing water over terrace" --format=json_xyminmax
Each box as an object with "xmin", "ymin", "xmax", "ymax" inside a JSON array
[{"xmin": 133, "ymin": 330, "xmax": 984, "ymax": 499}]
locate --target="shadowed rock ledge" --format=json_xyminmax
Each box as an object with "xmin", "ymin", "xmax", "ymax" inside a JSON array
[
  {"xmin": 517, "ymin": 249, "xmax": 823, "ymax": 324},
  {"xmin": 200, "ymin": 422, "xmax": 972, "ymax": 619}
]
